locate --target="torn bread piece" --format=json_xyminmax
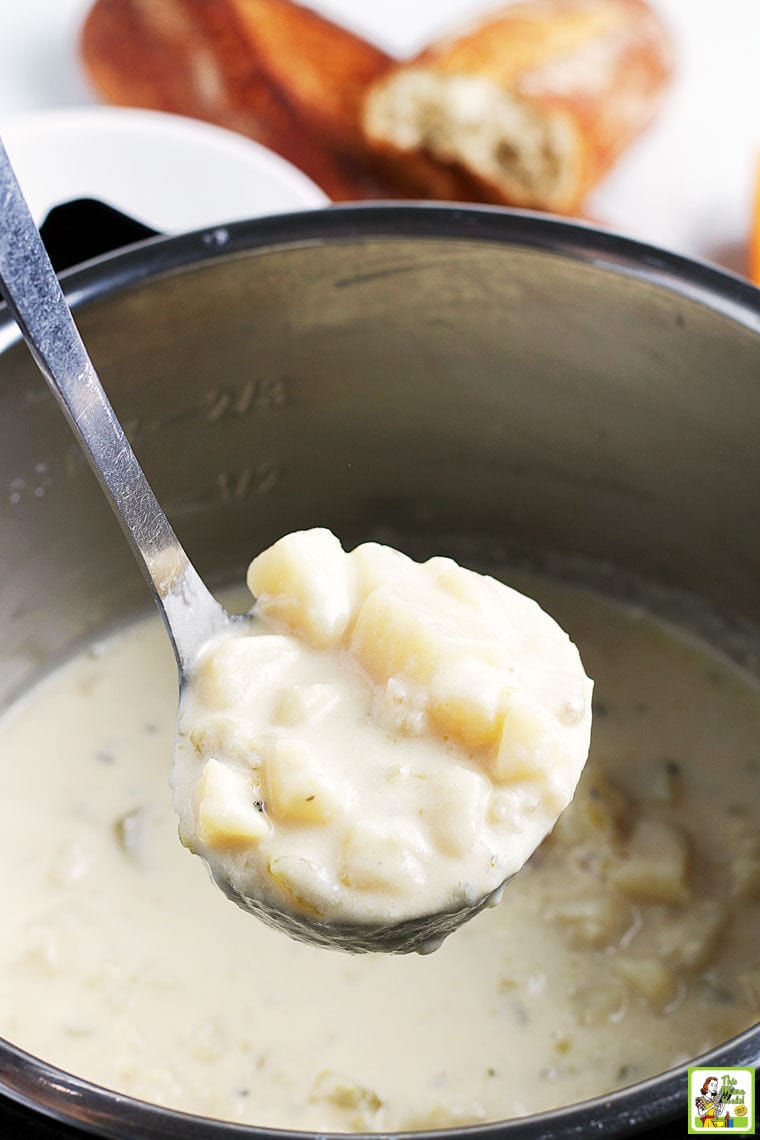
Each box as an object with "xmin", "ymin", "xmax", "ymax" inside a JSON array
[
  {"xmin": 215, "ymin": 0, "xmax": 480, "ymax": 200},
  {"xmin": 79, "ymin": 0, "xmax": 405, "ymax": 201},
  {"xmin": 362, "ymin": 0, "xmax": 673, "ymax": 213}
]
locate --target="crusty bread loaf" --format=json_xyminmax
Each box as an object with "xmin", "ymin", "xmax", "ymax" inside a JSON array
[
  {"xmin": 362, "ymin": 0, "xmax": 673, "ymax": 213},
  {"xmin": 206, "ymin": 0, "xmax": 479, "ymax": 200},
  {"xmin": 208, "ymin": 0, "xmax": 388, "ymax": 159},
  {"xmin": 81, "ymin": 0, "xmax": 673, "ymax": 211},
  {"xmin": 80, "ymin": 0, "xmax": 408, "ymax": 200}
]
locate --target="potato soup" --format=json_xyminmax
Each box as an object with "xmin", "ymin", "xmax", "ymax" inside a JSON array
[{"xmin": 0, "ymin": 571, "xmax": 758, "ymax": 1130}]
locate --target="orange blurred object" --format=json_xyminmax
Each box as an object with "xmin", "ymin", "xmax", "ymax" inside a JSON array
[{"xmin": 751, "ymin": 156, "xmax": 760, "ymax": 285}]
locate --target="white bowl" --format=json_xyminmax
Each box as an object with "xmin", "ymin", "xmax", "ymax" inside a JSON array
[{"xmin": 0, "ymin": 106, "xmax": 328, "ymax": 231}]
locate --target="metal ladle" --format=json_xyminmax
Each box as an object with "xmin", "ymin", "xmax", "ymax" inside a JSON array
[{"xmin": 0, "ymin": 139, "xmax": 507, "ymax": 954}]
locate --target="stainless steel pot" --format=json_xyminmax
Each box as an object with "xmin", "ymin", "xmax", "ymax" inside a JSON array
[{"xmin": 1, "ymin": 204, "xmax": 759, "ymax": 1138}]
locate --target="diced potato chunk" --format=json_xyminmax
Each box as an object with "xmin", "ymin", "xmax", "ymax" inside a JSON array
[
  {"xmin": 351, "ymin": 541, "xmax": 416, "ymax": 603},
  {"xmin": 310, "ymin": 1070, "xmax": 384, "ymax": 1131},
  {"xmin": 268, "ymin": 856, "xmax": 338, "ymax": 917},
  {"xmin": 614, "ymin": 955, "xmax": 676, "ymax": 1008},
  {"xmin": 429, "ymin": 556, "xmax": 493, "ymax": 609},
  {"xmin": 429, "ymin": 661, "xmax": 510, "ymax": 750},
  {"xmin": 264, "ymin": 739, "xmax": 344, "ymax": 824},
  {"xmin": 423, "ymin": 767, "xmax": 487, "ymax": 857},
  {"xmin": 653, "ymin": 901, "xmax": 726, "ymax": 971},
  {"xmin": 573, "ymin": 980, "xmax": 628, "ymax": 1026},
  {"xmin": 550, "ymin": 767, "xmax": 629, "ymax": 848},
  {"xmin": 197, "ymin": 634, "xmax": 297, "ymax": 707},
  {"xmin": 547, "ymin": 892, "xmax": 632, "ymax": 950},
  {"xmin": 491, "ymin": 694, "xmax": 565, "ymax": 785},
  {"xmin": 274, "ymin": 683, "xmax": 340, "ymax": 727},
  {"xmin": 609, "ymin": 818, "xmax": 689, "ymax": 904},
  {"xmin": 190, "ymin": 715, "xmax": 262, "ymax": 767},
  {"xmin": 487, "ymin": 782, "xmax": 542, "ymax": 829},
  {"xmin": 350, "ymin": 587, "xmax": 459, "ymax": 687},
  {"xmin": 430, "ymin": 557, "xmax": 538, "ymax": 635},
  {"xmin": 247, "ymin": 528, "xmax": 354, "ymax": 648},
  {"xmin": 374, "ymin": 677, "xmax": 427, "ymax": 736},
  {"xmin": 341, "ymin": 821, "xmax": 429, "ymax": 893},
  {"xmin": 195, "ymin": 759, "xmax": 268, "ymax": 847}
]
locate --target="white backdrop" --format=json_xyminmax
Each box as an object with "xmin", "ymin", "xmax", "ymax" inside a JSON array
[{"xmin": 1, "ymin": 0, "xmax": 758, "ymax": 272}]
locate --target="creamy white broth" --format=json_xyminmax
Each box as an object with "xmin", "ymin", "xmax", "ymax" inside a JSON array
[{"xmin": 0, "ymin": 577, "xmax": 759, "ymax": 1130}]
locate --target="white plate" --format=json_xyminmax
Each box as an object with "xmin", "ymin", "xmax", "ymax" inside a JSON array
[{"xmin": 0, "ymin": 106, "xmax": 327, "ymax": 232}]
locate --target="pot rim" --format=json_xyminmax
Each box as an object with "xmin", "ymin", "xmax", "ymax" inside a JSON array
[
  {"xmin": 1, "ymin": 1016, "xmax": 758, "ymax": 1139},
  {"xmin": 0, "ymin": 201, "xmax": 758, "ymax": 1138},
  {"xmin": 2, "ymin": 200, "xmax": 760, "ymax": 348}
]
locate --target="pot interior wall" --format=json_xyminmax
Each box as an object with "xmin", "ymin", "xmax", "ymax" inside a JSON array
[{"xmin": 1, "ymin": 234, "xmax": 759, "ymax": 704}]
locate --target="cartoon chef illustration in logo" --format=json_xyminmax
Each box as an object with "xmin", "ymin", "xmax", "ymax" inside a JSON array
[{"xmin": 695, "ymin": 1076, "xmax": 733, "ymax": 1128}]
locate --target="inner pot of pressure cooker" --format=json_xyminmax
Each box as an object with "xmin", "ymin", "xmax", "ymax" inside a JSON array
[{"xmin": 0, "ymin": 210, "xmax": 758, "ymax": 1137}]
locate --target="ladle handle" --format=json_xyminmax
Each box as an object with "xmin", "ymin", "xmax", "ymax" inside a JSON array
[{"xmin": 0, "ymin": 138, "xmax": 230, "ymax": 676}]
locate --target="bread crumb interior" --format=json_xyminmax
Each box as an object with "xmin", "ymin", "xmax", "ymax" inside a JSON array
[{"xmin": 364, "ymin": 70, "xmax": 575, "ymax": 208}]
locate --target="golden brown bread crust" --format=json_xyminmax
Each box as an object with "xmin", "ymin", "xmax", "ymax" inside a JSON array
[
  {"xmin": 362, "ymin": 0, "xmax": 674, "ymax": 213},
  {"xmin": 79, "ymin": 0, "xmax": 570, "ymax": 206},
  {"xmin": 81, "ymin": 0, "xmax": 673, "ymax": 212},
  {"xmin": 213, "ymin": 0, "xmax": 389, "ymax": 156},
  {"xmin": 185, "ymin": 0, "xmax": 479, "ymax": 200}
]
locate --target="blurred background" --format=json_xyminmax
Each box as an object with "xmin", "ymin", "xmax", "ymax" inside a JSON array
[{"xmin": 0, "ymin": 0, "xmax": 758, "ymax": 277}]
